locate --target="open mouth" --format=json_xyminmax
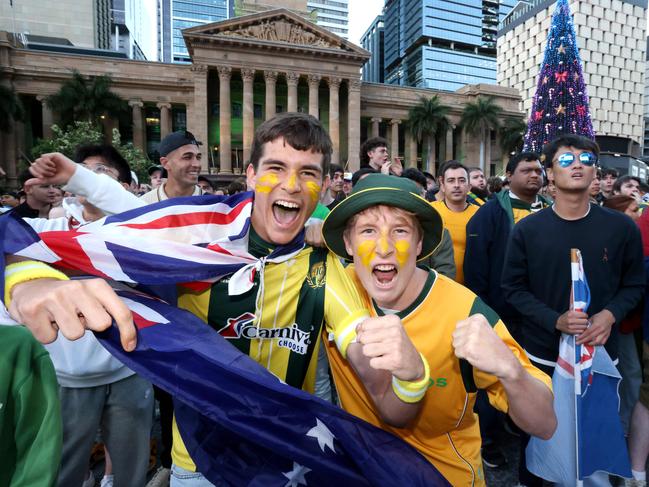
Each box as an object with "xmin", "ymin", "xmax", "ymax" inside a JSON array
[
  {"xmin": 272, "ymin": 200, "xmax": 301, "ymax": 226},
  {"xmin": 372, "ymin": 263, "xmax": 397, "ymax": 286}
]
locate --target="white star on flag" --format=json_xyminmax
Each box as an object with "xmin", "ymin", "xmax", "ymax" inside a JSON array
[
  {"xmin": 283, "ymin": 461, "xmax": 311, "ymax": 487},
  {"xmin": 306, "ymin": 418, "xmax": 336, "ymax": 453}
]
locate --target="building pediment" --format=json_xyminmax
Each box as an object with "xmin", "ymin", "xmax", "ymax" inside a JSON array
[{"xmin": 183, "ymin": 8, "xmax": 370, "ymax": 61}]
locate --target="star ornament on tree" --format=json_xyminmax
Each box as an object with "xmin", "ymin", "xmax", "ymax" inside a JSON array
[
  {"xmin": 306, "ymin": 418, "xmax": 336, "ymax": 453},
  {"xmin": 557, "ymin": 43, "xmax": 566, "ymax": 54},
  {"xmin": 555, "ymin": 104, "xmax": 566, "ymax": 115}
]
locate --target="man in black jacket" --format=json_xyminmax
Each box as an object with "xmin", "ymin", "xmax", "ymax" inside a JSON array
[
  {"xmin": 465, "ymin": 152, "xmax": 550, "ymax": 342},
  {"xmin": 502, "ymin": 134, "xmax": 645, "ymax": 486},
  {"xmin": 464, "ymin": 151, "xmax": 549, "ymax": 469}
]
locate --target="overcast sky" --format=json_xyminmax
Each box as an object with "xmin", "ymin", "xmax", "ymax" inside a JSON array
[{"xmin": 347, "ymin": 0, "xmax": 384, "ymax": 46}]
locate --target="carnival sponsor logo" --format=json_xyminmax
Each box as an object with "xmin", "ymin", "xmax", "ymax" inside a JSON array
[{"xmin": 218, "ymin": 312, "xmax": 311, "ymax": 355}]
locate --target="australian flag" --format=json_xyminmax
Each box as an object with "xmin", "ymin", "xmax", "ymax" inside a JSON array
[
  {"xmin": 0, "ymin": 197, "xmax": 449, "ymax": 486},
  {"xmin": 526, "ymin": 249, "xmax": 631, "ymax": 484}
]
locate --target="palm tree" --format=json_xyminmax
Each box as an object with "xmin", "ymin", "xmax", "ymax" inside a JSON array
[
  {"xmin": 0, "ymin": 84, "xmax": 25, "ymax": 133},
  {"xmin": 47, "ymin": 70, "xmax": 126, "ymax": 127},
  {"xmin": 460, "ymin": 96, "xmax": 503, "ymax": 171},
  {"xmin": 407, "ymin": 95, "xmax": 450, "ymax": 173},
  {"xmin": 499, "ymin": 117, "xmax": 527, "ymax": 157}
]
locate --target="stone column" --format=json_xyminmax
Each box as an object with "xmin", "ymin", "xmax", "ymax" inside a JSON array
[
  {"xmin": 157, "ymin": 102, "xmax": 172, "ymax": 140},
  {"xmin": 371, "ymin": 117, "xmax": 381, "ymax": 138},
  {"xmin": 347, "ymin": 79, "xmax": 362, "ymax": 171},
  {"xmin": 129, "ymin": 100, "xmax": 146, "ymax": 152},
  {"xmin": 286, "ymin": 71, "xmax": 299, "ymax": 113},
  {"xmin": 445, "ymin": 125, "xmax": 454, "ymax": 161},
  {"xmin": 264, "ymin": 70, "xmax": 277, "ymax": 120},
  {"xmin": 390, "ymin": 119, "xmax": 401, "ymax": 160},
  {"xmin": 407, "ymin": 131, "xmax": 417, "ymax": 168},
  {"xmin": 1, "ymin": 124, "xmax": 17, "ymax": 189},
  {"xmin": 36, "ymin": 95, "xmax": 54, "ymax": 139},
  {"xmin": 242, "ymin": 68, "xmax": 255, "ymax": 167},
  {"xmin": 189, "ymin": 64, "xmax": 209, "ymax": 172},
  {"xmin": 328, "ymin": 77, "xmax": 341, "ymax": 166},
  {"xmin": 217, "ymin": 66, "xmax": 232, "ymax": 173},
  {"xmin": 308, "ymin": 74, "xmax": 321, "ymax": 118}
]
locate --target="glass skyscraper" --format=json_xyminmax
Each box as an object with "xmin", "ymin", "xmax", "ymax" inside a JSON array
[
  {"xmin": 382, "ymin": 0, "xmax": 515, "ymax": 91},
  {"xmin": 159, "ymin": 0, "xmax": 232, "ymax": 63}
]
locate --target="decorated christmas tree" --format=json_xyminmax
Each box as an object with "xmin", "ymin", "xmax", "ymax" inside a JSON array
[{"xmin": 523, "ymin": 0, "xmax": 595, "ymax": 153}]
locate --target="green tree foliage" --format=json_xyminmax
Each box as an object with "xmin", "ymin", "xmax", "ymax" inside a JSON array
[
  {"xmin": 460, "ymin": 96, "xmax": 502, "ymax": 171},
  {"xmin": 46, "ymin": 70, "xmax": 126, "ymax": 127},
  {"xmin": 0, "ymin": 84, "xmax": 25, "ymax": 133},
  {"xmin": 31, "ymin": 122, "xmax": 150, "ymax": 183},
  {"xmin": 500, "ymin": 117, "xmax": 527, "ymax": 157},
  {"xmin": 407, "ymin": 95, "xmax": 450, "ymax": 173}
]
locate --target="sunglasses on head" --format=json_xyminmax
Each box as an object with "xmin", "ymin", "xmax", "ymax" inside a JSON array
[{"xmin": 556, "ymin": 152, "xmax": 598, "ymax": 167}]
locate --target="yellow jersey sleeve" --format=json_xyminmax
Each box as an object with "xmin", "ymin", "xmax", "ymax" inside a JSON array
[
  {"xmin": 323, "ymin": 255, "xmax": 370, "ymax": 359},
  {"xmin": 474, "ymin": 320, "xmax": 553, "ymax": 413}
]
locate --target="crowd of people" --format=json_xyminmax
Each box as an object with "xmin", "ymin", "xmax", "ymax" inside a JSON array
[{"xmin": 2, "ymin": 112, "xmax": 649, "ymax": 487}]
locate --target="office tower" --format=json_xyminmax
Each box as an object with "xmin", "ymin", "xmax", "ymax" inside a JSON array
[
  {"xmin": 360, "ymin": 15, "xmax": 384, "ymax": 83},
  {"xmin": 382, "ymin": 0, "xmax": 515, "ymax": 91}
]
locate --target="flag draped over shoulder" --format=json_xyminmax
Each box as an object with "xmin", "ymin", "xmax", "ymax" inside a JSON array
[
  {"xmin": 0, "ymin": 195, "xmax": 450, "ymax": 486},
  {"xmin": 526, "ymin": 249, "xmax": 631, "ymax": 484}
]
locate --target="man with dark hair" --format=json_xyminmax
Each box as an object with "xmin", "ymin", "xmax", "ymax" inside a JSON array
[
  {"xmin": 11, "ymin": 168, "xmax": 59, "ymax": 218},
  {"xmin": 465, "ymin": 151, "xmax": 550, "ymax": 469},
  {"xmin": 401, "ymin": 168, "xmax": 427, "ymax": 194},
  {"xmin": 502, "ymin": 134, "xmax": 644, "ymax": 486},
  {"xmin": 74, "ymin": 145, "xmax": 132, "ymax": 185},
  {"xmin": 467, "ymin": 167, "xmax": 489, "ymax": 206},
  {"xmin": 197, "ymin": 175, "xmax": 214, "ymax": 195},
  {"xmin": 141, "ymin": 131, "xmax": 204, "ymax": 203},
  {"xmin": 600, "ymin": 167, "xmax": 619, "ymax": 201},
  {"xmin": 431, "ymin": 160, "xmax": 479, "ymax": 284},
  {"xmin": 1, "ymin": 190, "xmax": 19, "ymax": 211},
  {"xmin": 613, "ymin": 175, "xmax": 642, "ymax": 201},
  {"xmin": 321, "ymin": 163, "xmax": 345, "ymax": 210},
  {"xmin": 359, "ymin": 137, "xmax": 402, "ymax": 175},
  {"xmin": 422, "ymin": 171, "xmax": 436, "ymax": 192}
]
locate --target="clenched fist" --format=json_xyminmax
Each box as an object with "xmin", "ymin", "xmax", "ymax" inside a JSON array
[
  {"xmin": 356, "ymin": 315, "xmax": 424, "ymax": 382},
  {"xmin": 452, "ymin": 314, "xmax": 521, "ymax": 381}
]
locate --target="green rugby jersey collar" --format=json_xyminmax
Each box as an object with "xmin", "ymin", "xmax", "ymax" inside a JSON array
[{"xmin": 373, "ymin": 268, "xmax": 436, "ymax": 320}]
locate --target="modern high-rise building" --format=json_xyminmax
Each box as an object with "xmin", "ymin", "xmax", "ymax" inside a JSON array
[
  {"xmin": 498, "ymin": 0, "xmax": 646, "ymax": 167},
  {"xmin": 381, "ymin": 0, "xmax": 515, "ymax": 91},
  {"xmin": 307, "ymin": 0, "xmax": 348, "ymax": 39},
  {"xmin": 360, "ymin": 15, "xmax": 384, "ymax": 83},
  {"xmin": 111, "ymin": 0, "xmax": 158, "ymax": 60},
  {"xmin": 158, "ymin": 0, "xmax": 233, "ymax": 63},
  {"xmin": 0, "ymin": 0, "xmax": 157, "ymax": 60}
]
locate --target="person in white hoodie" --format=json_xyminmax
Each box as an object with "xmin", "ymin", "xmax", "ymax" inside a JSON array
[{"xmin": 24, "ymin": 145, "xmax": 153, "ymax": 487}]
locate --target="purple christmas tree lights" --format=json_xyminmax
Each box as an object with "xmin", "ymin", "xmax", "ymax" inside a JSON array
[{"xmin": 523, "ymin": 0, "xmax": 595, "ymax": 153}]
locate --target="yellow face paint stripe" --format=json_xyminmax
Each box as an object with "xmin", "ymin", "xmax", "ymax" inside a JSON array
[
  {"xmin": 305, "ymin": 181, "xmax": 321, "ymax": 203},
  {"xmin": 256, "ymin": 173, "xmax": 279, "ymax": 193},
  {"xmin": 357, "ymin": 240, "xmax": 376, "ymax": 269},
  {"xmin": 394, "ymin": 239, "xmax": 411, "ymax": 267}
]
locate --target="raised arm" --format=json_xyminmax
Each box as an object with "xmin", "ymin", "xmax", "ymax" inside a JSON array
[{"xmin": 346, "ymin": 315, "xmax": 428, "ymax": 427}]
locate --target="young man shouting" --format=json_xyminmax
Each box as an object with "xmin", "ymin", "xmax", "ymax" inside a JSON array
[{"xmin": 321, "ymin": 174, "xmax": 556, "ymax": 486}]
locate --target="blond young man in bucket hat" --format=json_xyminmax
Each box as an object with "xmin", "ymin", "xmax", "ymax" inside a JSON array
[{"xmin": 322, "ymin": 173, "xmax": 556, "ymax": 487}]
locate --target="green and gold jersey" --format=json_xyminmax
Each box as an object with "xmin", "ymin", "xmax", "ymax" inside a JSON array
[
  {"xmin": 172, "ymin": 230, "xmax": 369, "ymax": 471},
  {"xmin": 326, "ymin": 267, "xmax": 552, "ymax": 487}
]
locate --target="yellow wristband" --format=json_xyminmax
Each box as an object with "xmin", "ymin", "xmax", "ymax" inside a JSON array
[
  {"xmin": 5, "ymin": 260, "xmax": 69, "ymax": 308},
  {"xmin": 391, "ymin": 353, "xmax": 431, "ymax": 403}
]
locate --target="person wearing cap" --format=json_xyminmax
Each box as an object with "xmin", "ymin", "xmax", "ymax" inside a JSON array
[
  {"xmin": 148, "ymin": 164, "xmax": 166, "ymax": 190},
  {"xmin": 342, "ymin": 172, "xmax": 353, "ymax": 196},
  {"xmin": 141, "ymin": 130, "xmax": 205, "ymax": 204},
  {"xmin": 1, "ymin": 190, "xmax": 20, "ymax": 209},
  {"xmin": 321, "ymin": 173, "xmax": 556, "ymax": 486}
]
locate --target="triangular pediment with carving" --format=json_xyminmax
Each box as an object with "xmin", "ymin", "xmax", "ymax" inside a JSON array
[{"xmin": 183, "ymin": 8, "xmax": 370, "ymax": 60}]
